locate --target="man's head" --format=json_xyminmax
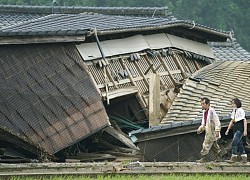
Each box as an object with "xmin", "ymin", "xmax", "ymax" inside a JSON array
[
  {"xmin": 232, "ymin": 98, "xmax": 241, "ymax": 108},
  {"xmin": 201, "ymin": 97, "xmax": 210, "ymax": 110}
]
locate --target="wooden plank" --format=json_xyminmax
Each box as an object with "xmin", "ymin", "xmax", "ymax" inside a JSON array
[
  {"xmin": 67, "ymin": 153, "xmax": 116, "ymax": 162},
  {"xmin": 180, "ymin": 54, "xmax": 193, "ymax": 74},
  {"xmin": 105, "ymin": 66, "xmax": 118, "ymax": 88},
  {"xmin": 99, "ymin": 138, "xmax": 140, "ymax": 154},
  {"xmin": 101, "ymin": 86, "xmax": 138, "ymax": 99},
  {"xmin": 119, "ymin": 58, "xmax": 136, "ymax": 86},
  {"xmin": 144, "ymin": 64, "xmax": 154, "ymax": 75},
  {"xmin": 120, "ymin": 58, "xmax": 149, "ymax": 118},
  {"xmin": 96, "ymin": 72, "xmax": 184, "ymax": 88},
  {"xmin": 172, "ymin": 54, "xmax": 187, "ymax": 78},
  {"xmin": 0, "ymin": 36, "xmax": 85, "ymax": 45},
  {"xmin": 193, "ymin": 60, "xmax": 201, "ymax": 70},
  {"xmin": 149, "ymin": 73, "xmax": 161, "ymax": 127},
  {"xmin": 133, "ymin": 60, "xmax": 149, "ymax": 88},
  {"xmin": 144, "ymin": 55, "xmax": 165, "ymax": 86},
  {"xmin": 103, "ymin": 126, "xmax": 139, "ymax": 150},
  {"xmin": 157, "ymin": 55, "xmax": 176, "ymax": 84}
]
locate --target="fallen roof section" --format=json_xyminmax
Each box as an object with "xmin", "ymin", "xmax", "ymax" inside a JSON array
[
  {"xmin": 129, "ymin": 60, "xmax": 250, "ymax": 146},
  {"xmin": 0, "ymin": 43, "xmax": 110, "ymax": 155},
  {"xmin": 161, "ymin": 60, "xmax": 250, "ymax": 124}
]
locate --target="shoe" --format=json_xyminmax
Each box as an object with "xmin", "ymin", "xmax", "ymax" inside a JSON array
[
  {"xmin": 240, "ymin": 154, "xmax": 247, "ymax": 163},
  {"xmin": 225, "ymin": 154, "xmax": 237, "ymax": 163},
  {"xmin": 196, "ymin": 155, "xmax": 206, "ymax": 163},
  {"xmin": 214, "ymin": 153, "xmax": 222, "ymax": 162}
]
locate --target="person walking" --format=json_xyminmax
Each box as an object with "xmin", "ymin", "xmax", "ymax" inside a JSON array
[
  {"xmin": 225, "ymin": 98, "xmax": 248, "ymax": 163},
  {"xmin": 196, "ymin": 97, "xmax": 222, "ymax": 163}
]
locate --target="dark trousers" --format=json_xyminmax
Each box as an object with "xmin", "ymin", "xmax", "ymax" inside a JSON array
[{"xmin": 232, "ymin": 130, "xmax": 245, "ymax": 155}]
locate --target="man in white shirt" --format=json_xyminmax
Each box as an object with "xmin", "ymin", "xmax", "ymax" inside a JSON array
[{"xmin": 196, "ymin": 97, "xmax": 222, "ymax": 163}]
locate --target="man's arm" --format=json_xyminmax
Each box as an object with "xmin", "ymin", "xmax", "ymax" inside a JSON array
[{"xmin": 197, "ymin": 125, "xmax": 205, "ymax": 134}]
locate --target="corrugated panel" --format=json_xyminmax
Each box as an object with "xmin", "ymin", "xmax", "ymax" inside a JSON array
[
  {"xmin": 76, "ymin": 35, "xmax": 150, "ymax": 60},
  {"xmin": 167, "ymin": 34, "xmax": 214, "ymax": 59},
  {"xmin": 144, "ymin": 33, "xmax": 172, "ymax": 49},
  {"xmin": 0, "ymin": 43, "xmax": 110, "ymax": 155},
  {"xmin": 77, "ymin": 34, "xmax": 213, "ymax": 60}
]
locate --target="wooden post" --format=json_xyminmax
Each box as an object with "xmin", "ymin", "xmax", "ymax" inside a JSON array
[
  {"xmin": 149, "ymin": 73, "xmax": 161, "ymax": 127},
  {"xmin": 172, "ymin": 54, "xmax": 187, "ymax": 79}
]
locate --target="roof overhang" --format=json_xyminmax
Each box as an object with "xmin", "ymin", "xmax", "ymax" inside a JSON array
[
  {"xmin": 129, "ymin": 113, "xmax": 250, "ymax": 143},
  {"xmin": 0, "ymin": 35, "xmax": 86, "ymax": 45},
  {"xmin": 95, "ymin": 22, "xmax": 231, "ymax": 42}
]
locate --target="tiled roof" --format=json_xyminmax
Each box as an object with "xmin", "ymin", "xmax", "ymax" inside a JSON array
[
  {"xmin": 161, "ymin": 60, "xmax": 250, "ymax": 124},
  {"xmin": 129, "ymin": 113, "xmax": 250, "ymax": 136},
  {"xmin": 0, "ymin": 43, "xmax": 110, "ymax": 155},
  {"xmin": 209, "ymin": 41, "xmax": 250, "ymax": 61},
  {"xmin": 130, "ymin": 61, "xmax": 250, "ymax": 136},
  {"xmin": 0, "ymin": 12, "xmax": 44, "ymax": 28},
  {"xmin": 0, "ymin": 5, "xmax": 172, "ymax": 17},
  {"xmin": 0, "ymin": 13, "xmax": 230, "ymax": 38},
  {"xmin": 0, "ymin": 5, "xmax": 172, "ymax": 29}
]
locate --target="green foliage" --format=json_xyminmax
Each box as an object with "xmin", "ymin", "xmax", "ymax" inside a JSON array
[{"xmin": 1, "ymin": 0, "xmax": 249, "ymax": 51}]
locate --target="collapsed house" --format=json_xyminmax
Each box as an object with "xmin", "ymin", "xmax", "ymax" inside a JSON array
[
  {"xmin": 130, "ymin": 61, "xmax": 250, "ymax": 161},
  {"xmin": 0, "ymin": 5, "xmax": 250, "ymax": 162}
]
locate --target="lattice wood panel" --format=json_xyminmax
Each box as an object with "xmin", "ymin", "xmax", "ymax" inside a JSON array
[
  {"xmin": 135, "ymin": 79, "xmax": 149, "ymax": 94},
  {"xmin": 163, "ymin": 56, "xmax": 179, "ymax": 71},
  {"xmin": 124, "ymin": 60, "xmax": 141, "ymax": 77}
]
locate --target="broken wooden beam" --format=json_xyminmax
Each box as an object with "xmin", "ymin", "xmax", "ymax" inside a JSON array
[{"xmin": 103, "ymin": 126, "xmax": 139, "ymax": 150}]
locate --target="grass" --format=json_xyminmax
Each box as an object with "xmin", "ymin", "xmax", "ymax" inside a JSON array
[{"xmin": 9, "ymin": 174, "xmax": 249, "ymax": 180}]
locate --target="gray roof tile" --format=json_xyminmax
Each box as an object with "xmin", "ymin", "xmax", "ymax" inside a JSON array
[
  {"xmin": 210, "ymin": 41, "xmax": 250, "ymax": 61},
  {"xmin": 0, "ymin": 13, "xmax": 230, "ymax": 38},
  {"xmin": 162, "ymin": 61, "xmax": 250, "ymax": 124},
  {"xmin": 0, "ymin": 44, "xmax": 110, "ymax": 155},
  {"xmin": 0, "ymin": 12, "xmax": 44, "ymax": 28}
]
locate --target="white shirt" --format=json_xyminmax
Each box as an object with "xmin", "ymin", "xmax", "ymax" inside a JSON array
[{"xmin": 231, "ymin": 107, "xmax": 245, "ymax": 122}]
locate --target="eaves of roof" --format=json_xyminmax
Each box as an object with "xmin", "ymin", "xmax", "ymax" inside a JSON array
[
  {"xmin": 129, "ymin": 112, "xmax": 250, "ymax": 142},
  {"xmin": 0, "ymin": 13, "xmax": 231, "ymax": 40}
]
